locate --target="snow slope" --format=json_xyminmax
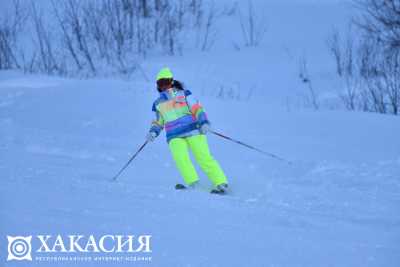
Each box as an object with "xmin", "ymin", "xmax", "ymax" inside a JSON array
[
  {"xmin": 1, "ymin": 70, "xmax": 399, "ymax": 266},
  {"xmin": 1, "ymin": 0, "xmax": 400, "ymax": 267}
]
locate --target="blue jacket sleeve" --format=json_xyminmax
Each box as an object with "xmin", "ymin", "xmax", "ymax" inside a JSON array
[{"xmin": 149, "ymin": 102, "xmax": 164, "ymax": 136}]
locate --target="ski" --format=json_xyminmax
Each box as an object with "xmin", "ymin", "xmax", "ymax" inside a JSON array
[{"xmin": 175, "ymin": 183, "xmax": 229, "ymax": 195}]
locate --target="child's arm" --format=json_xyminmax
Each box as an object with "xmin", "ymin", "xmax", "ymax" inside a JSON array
[
  {"xmin": 146, "ymin": 102, "xmax": 164, "ymax": 142},
  {"xmin": 184, "ymin": 90, "xmax": 210, "ymax": 126},
  {"xmin": 149, "ymin": 110, "xmax": 165, "ymax": 137}
]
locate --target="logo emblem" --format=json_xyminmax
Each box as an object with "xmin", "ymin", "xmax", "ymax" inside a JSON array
[{"xmin": 7, "ymin": 236, "xmax": 32, "ymax": 261}]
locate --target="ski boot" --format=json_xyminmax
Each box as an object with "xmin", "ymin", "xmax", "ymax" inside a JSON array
[
  {"xmin": 210, "ymin": 183, "xmax": 229, "ymax": 195},
  {"xmin": 175, "ymin": 181, "xmax": 199, "ymax": 190},
  {"xmin": 175, "ymin": 183, "xmax": 187, "ymax": 190}
]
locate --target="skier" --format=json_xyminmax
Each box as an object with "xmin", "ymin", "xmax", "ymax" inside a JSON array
[{"xmin": 146, "ymin": 67, "xmax": 229, "ymax": 194}]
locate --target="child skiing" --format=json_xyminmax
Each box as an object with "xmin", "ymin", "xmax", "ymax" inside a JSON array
[{"xmin": 146, "ymin": 68, "xmax": 229, "ymax": 194}]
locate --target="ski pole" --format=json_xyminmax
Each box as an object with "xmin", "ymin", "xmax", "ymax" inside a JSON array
[
  {"xmin": 112, "ymin": 141, "xmax": 148, "ymax": 181},
  {"xmin": 211, "ymin": 131, "xmax": 291, "ymax": 165}
]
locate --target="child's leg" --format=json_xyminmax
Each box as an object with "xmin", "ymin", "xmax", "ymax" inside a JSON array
[
  {"xmin": 187, "ymin": 134, "xmax": 228, "ymax": 186},
  {"xmin": 169, "ymin": 137, "xmax": 199, "ymax": 185}
]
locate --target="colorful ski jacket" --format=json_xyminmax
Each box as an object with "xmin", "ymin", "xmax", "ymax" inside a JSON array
[{"xmin": 149, "ymin": 88, "xmax": 209, "ymax": 142}]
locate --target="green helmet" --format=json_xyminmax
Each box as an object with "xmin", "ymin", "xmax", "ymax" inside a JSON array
[{"xmin": 156, "ymin": 67, "xmax": 173, "ymax": 81}]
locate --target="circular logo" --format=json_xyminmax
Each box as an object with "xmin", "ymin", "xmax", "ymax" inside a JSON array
[{"xmin": 11, "ymin": 239, "xmax": 30, "ymax": 257}]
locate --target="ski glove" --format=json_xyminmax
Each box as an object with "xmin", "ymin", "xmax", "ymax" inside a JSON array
[
  {"xmin": 199, "ymin": 123, "xmax": 211, "ymax": 135},
  {"xmin": 146, "ymin": 132, "xmax": 157, "ymax": 142}
]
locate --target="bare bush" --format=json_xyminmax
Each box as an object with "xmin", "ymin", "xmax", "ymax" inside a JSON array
[
  {"xmin": 199, "ymin": 1, "xmax": 218, "ymax": 52},
  {"xmin": 238, "ymin": 0, "xmax": 267, "ymax": 47},
  {"xmin": 0, "ymin": 0, "xmax": 222, "ymax": 76},
  {"xmin": 327, "ymin": 28, "xmax": 363, "ymax": 111},
  {"xmin": 328, "ymin": 0, "xmax": 400, "ymax": 115},
  {"xmin": 355, "ymin": 0, "xmax": 400, "ymax": 55},
  {"xmin": 31, "ymin": 2, "xmax": 63, "ymax": 75},
  {"xmin": 0, "ymin": 0, "xmax": 27, "ymax": 70},
  {"xmin": 299, "ymin": 57, "xmax": 319, "ymax": 110}
]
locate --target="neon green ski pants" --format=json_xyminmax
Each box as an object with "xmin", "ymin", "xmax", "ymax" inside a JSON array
[{"xmin": 168, "ymin": 134, "xmax": 227, "ymax": 186}]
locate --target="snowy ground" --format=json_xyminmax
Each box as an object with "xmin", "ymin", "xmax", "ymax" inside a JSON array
[
  {"xmin": 0, "ymin": 70, "xmax": 399, "ymax": 267},
  {"xmin": 1, "ymin": 0, "xmax": 400, "ymax": 266}
]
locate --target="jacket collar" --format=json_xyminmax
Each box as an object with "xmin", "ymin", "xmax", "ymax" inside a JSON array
[{"xmin": 159, "ymin": 88, "xmax": 176, "ymax": 100}]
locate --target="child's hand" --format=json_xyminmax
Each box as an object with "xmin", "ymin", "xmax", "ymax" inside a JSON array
[
  {"xmin": 199, "ymin": 124, "xmax": 211, "ymax": 134},
  {"xmin": 146, "ymin": 132, "xmax": 157, "ymax": 142}
]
